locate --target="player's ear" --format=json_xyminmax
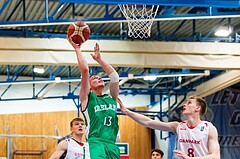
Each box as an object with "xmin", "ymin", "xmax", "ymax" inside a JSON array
[{"xmin": 196, "ymin": 105, "xmax": 201, "ymax": 112}]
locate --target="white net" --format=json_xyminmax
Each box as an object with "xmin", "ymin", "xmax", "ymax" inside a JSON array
[{"xmin": 118, "ymin": 4, "xmax": 159, "ymax": 39}]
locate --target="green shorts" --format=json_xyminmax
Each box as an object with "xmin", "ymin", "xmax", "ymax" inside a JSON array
[{"xmin": 88, "ymin": 138, "xmax": 120, "ymax": 159}]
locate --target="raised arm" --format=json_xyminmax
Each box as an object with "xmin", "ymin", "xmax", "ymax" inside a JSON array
[
  {"xmin": 91, "ymin": 43, "xmax": 119, "ymax": 100},
  {"xmin": 117, "ymin": 98, "xmax": 178, "ymax": 132},
  {"xmin": 68, "ymin": 38, "xmax": 90, "ymax": 110},
  {"xmin": 49, "ymin": 140, "xmax": 67, "ymax": 159}
]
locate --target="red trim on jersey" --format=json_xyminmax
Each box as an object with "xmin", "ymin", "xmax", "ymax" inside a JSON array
[
  {"xmin": 188, "ymin": 125, "xmax": 196, "ymax": 129},
  {"xmin": 71, "ymin": 138, "xmax": 84, "ymax": 146},
  {"xmin": 204, "ymin": 122, "xmax": 208, "ymax": 127},
  {"xmin": 79, "ymin": 143, "xmax": 84, "ymax": 146},
  {"xmin": 186, "ymin": 121, "xmax": 203, "ymax": 129}
]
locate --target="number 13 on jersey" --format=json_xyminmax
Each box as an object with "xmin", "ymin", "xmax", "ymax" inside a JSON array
[{"xmin": 104, "ymin": 116, "xmax": 112, "ymax": 126}]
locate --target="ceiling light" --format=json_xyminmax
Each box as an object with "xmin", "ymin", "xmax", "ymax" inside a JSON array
[
  {"xmin": 143, "ymin": 76, "xmax": 157, "ymax": 81},
  {"xmin": 178, "ymin": 76, "xmax": 182, "ymax": 83},
  {"xmin": 33, "ymin": 67, "xmax": 45, "ymax": 74},
  {"xmin": 55, "ymin": 77, "xmax": 61, "ymax": 83},
  {"xmin": 215, "ymin": 26, "xmax": 232, "ymax": 37}
]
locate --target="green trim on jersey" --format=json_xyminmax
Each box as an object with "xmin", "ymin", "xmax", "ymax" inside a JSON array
[{"xmin": 82, "ymin": 92, "xmax": 119, "ymax": 142}]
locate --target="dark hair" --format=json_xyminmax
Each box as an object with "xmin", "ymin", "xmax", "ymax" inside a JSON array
[
  {"xmin": 188, "ymin": 96, "xmax": 208, "ymax": 116},
  {"xmin": 151, "ymin": 149, "xmax": 164, "ymax": 157},
  {"xmin": 70, "ymin": 117, "xmax": 84, "ymax": 127}
]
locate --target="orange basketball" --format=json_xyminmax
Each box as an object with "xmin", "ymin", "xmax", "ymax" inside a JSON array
[{"xmin": 67, "ymin": 21, "xmax": 91, "ymax": 45}]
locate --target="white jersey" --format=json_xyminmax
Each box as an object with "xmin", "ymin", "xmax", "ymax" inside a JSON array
[
  {"xmin": 64, "ymin": 138, "xmax": 90, "ymax": 159},
  {"xmin": 174, "ymin": 121, "xmax": 210, "ymax": 159}
]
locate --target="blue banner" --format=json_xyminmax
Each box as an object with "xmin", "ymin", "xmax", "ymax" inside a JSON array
[{"xmin": 205, "ymin": 87, "xmax": 240, "ymax": 159}]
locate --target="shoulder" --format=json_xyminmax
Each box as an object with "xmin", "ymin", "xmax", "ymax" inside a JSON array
[
  {"xmin": 89, "ymin": 91, "xmax": 103, "ymax": 98},
  {"xmin": 89, "ymin": 91, "xmax": 94, "ymax": 96},
  {"xmin": 177, "ymin": 121, "xmax": 186, "ymax": 127},
  {"xmin": 58, "ymin": 139, "xmax": 68, "ymax": 150},
  {"xmin": 87, "ymin": 91, "xmax": 96, "ymax": 99},
  {"xmin": 208, "ymin": 122, "xmax": 217, "ymax": 132},
  {"xmin": 201, "ymin": 121, "xmax": 218, "ymax": 136},
  {"xmin": 201, "ymin": 121, "xmax": 214, "ymax": 128},
  {"xmin": 170, "ymin": 121, "xmax": 181, "ymax": 131},
  {"xmin": 176, "ymin": 121, "xmax": 186, "ymax": 129},
  {"xmin": 175, "ymin": 121, "xmax": 188, "ymax": 134}
]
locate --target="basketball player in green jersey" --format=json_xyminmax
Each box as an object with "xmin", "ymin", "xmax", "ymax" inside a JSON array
[{"xmin": 68, "ymin": 38, "xmax": 120, "ymax": 159}]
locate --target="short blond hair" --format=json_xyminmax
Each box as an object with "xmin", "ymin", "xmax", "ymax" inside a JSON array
[
  {"xmin": 70, "ymin": 117, "xmax": 85, "ymax": 127},
  {"xmin": 188, "ymin": 96, "xmax": 208, "ymax": 116}
]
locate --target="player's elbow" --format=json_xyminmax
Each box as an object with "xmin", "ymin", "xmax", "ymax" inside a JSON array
[
  {"xmin": 81, "ymin": 67, "xmax": 89, "ymax": 74},
  {"xmin": 214, "ymin": 153, "xmax": 221, "ymax": 159},
  {"xmin": 213, "ymin": 155, "xmax": 220, "ymax": 159},
  {"xmin": 210, "ymin": 152, "xmax": 220, "ymax": 159},
  {"xmin": 144, "ymin": 120, "xmax": 153, "ymax": 128},
  {"xmin": 133, "ymin": 119, "xmax": 149, "ymax": 127}
]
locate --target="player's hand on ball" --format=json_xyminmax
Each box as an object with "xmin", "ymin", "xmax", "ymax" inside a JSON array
[{"xmin": 68, "ymin": 36, "xmax": 81, "ymax": 49}]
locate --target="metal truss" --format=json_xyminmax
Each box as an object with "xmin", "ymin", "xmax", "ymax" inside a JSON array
[
  {"xmin": 60, "ymin": 0, "xmax": 240, "ymax": 8},
  {"xmin": 0, "ymin": 65, "xmax": 222, "ymax": 102},
  {"xmin": 0, "ymin": 0, "xmax": 240, "ymax": 42}
]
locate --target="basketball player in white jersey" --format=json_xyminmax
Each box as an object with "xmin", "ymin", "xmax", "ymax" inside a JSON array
[
  {"xmin": 49, "ymin": 117, "xmax": 90, "ymax": 159},
  {"xmin": 118, "ymin": 96, "xmax": 220, "ymax": 159}
]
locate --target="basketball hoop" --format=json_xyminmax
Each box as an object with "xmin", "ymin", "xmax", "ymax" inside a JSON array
[{"xmin": 118, "ymin": 4, "xmax": 159, "ymax": 39}]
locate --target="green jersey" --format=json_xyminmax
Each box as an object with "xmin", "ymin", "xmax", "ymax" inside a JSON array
[{"xmin": 82, "ymin": 91, "xmax": 119, "ymax": 142}]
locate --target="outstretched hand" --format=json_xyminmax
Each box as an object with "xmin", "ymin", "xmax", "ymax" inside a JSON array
[
  {"xmin": 173, "ymin": 150, "xmax": 190, "ymax": 159},
  {"xmin": 117, "ymin": 98, "xmax": 128, "ymax": 114},
  {"xmin": 91, "ymin": 43, "xmax": 101, "ymax": 61},
  {"xmin": 67, "ymin": 36, "xmax": 81, "ymax": 49}
]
